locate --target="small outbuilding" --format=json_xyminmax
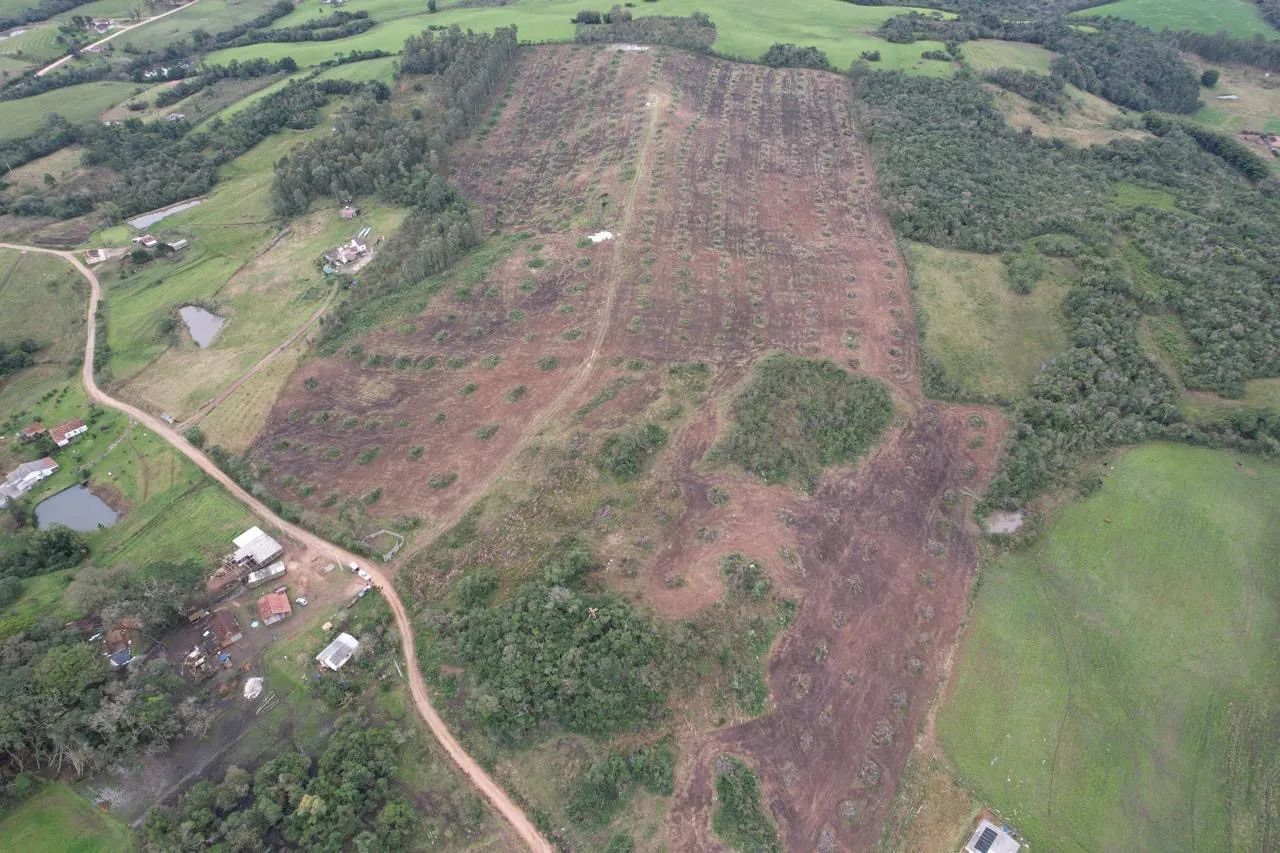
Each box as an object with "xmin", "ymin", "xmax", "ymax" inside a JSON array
[
  {"xmin": 246, "ymin": 560, "xmax": 286, "ymax": 589},
  {"xmin": 340, "ymin": 204, "xmax": 359, "ymax": 219},
  {"xmin": 316, "ymin": 632, "xmax": 359, "ymax": 671},
  {"xmin": 18, "ymin": 422, "xmax": 44, "ymax": 442},
  {"xmin": 257, "ymin": 591, "xmax": 292, "ymax": 626},
  {"xmin": 208, "ymin": 610, "xmax": 243, "ymax": 649},
  {"xmin": 964, "ymin": 819, "xmax": 1020, "ymax": 853}
]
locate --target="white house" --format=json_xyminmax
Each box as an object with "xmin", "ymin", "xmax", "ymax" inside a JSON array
[
  {"xmin": 316, "ymin": 632, "xmax": 359, "ymax": 671},
  {"xmin": 49, "ymin": 418, "xmax": 87, "ymax": 447},
  {"xmin": 0, "ymin": 457, "xmax": 58, "ymax": 506}
]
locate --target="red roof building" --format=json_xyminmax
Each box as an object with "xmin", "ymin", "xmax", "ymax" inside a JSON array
[
  {"xmin": 208, "ymin": 610, "xmax": 242, "ymax": 649},
  {"xmin": 257, "ymin": 591, "xmax": 292, "ymax": 626},
  {"xmin": 49, "ymin": 418, "xmax": 88, "ymax": 448},
  {"xmin": 18, "ymin": 422, "xmax": 44, "ymax": 442}
]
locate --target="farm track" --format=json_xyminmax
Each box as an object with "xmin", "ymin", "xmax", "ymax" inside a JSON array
[{"xmin": 0, "ymin": 241, "xmax": 551, "ymax": 853}]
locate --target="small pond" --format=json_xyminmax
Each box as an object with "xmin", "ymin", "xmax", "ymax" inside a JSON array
[
  {"xmin": 127, "ymin": 197, "xmax": 203, "ymax": 229},
  {"xmin": 36, "ymin": 485, "xmax": 119, "ymax": 531},
  {"xmin": 179, "ymin": 305, "xmax": 226, "ymax": 347}
]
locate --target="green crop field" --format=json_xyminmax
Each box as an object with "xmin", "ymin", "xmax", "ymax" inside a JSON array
[
  {"xmin": 963, "ymin": 39, "xmax": 1056, "ymax": 74},
  {"xmin": 1078, "ymin": 0, "xmax": 1279, "ymax": 38},
  {"xmin": 0, "ymin": 24, "xmax": 68, "ymax": 66},
  {"xmin": 907, "ymin": 243, "xmax": 1069, "ymax": 400},
  {"xmin": 0, "ymin": 81, "xmax": 141, "ymax": 140},
  {"xmin": 940, "ymin": 444, "xmax": 1280, "ymax": 851},
  {"xmin": 0, "ymin": 783, "xmax": 134, "ymax": 853},
  {"xmin": 198, "ymin": 0, "xmax": 956, "ymax": 75}
]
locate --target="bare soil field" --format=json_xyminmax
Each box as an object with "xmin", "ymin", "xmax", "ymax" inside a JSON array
[{"xmin": 247, "ymin": 44, "xmax": 1003, "ymax": 850}]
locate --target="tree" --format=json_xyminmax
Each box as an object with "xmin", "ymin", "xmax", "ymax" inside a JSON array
[
  {"xmin": 34, "ymin": 644, "xmax": 105, "ymax": 698},
  {"xmin": 427, "ymin": 0, "xmax": 436, "ymax": 10},
  {"xmin": 1201, "ymin": 68, "xmax": 1219, "ymax": 87},
  {"xmin": 184, "ymin": 426, "xmax": 205, "ymax": 447}
]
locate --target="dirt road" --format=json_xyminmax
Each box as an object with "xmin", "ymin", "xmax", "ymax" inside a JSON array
[
  {"xmin": 0, "ymin": 242, "xmax": 551, "ymax": 853},
  {"xmin": 36, "ymin": 0, "xmax": 201, "ymax": 77}
]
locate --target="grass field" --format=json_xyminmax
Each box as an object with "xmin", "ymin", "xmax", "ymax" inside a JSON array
[
  {"xmin": 0, "ymin": 81, "xmax": 141, "ymax": 140},
  {"xmin": 1183, "ymin": 378, "xmax": 1280, "ymax": 424},
  {"xmin": 1077, "ymin": 0, "xmax": 1279, "ymax": 38},
  {"xmin": 0, "ymin": 23, "xmax": 68, "ymax": 68},
  {"xmin": 1186, "ymin": 57, "xmax": 1280, "ymax": 134},
  {"xmin": 964, "ymin": 39, "xmax": 1056, "ymax": 74},
  {"xmin": 940, "ymin": 444, "xmax": 1280, "ymax": 851},
  {"xmin": 991, "ymin": 82, "xmax": 1144, "ymax": 148},
  {"xmin": 907, "ymin": 242, "xmax": 1069, "ymax": 400},
  {"xmin": 196, "ymin": 0, "xmax": 956, "ymax": 75},
  {"xmin": 0, "ymin": 783, "xmax": 134, "ymax": 853}
]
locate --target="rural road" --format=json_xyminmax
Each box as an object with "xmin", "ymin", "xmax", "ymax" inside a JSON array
[
  {"xmin": 0, "ymin": 242, "xmax": 552, "ymax": 853},
  {"xmin": 36, "ymin": 0, "xmax": 201, "ymax": 77}
]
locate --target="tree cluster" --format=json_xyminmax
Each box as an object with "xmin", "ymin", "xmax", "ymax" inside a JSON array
[
  {"xmin": 141, "ymin": 719, "xmax": 422, "ymax": 852},
  {"xmin": 0, "ymin": 339, "xmax": 40, "ymax": 378},
  {"xmin": 153, "ymin": 57, "xmax": 299, "ymax": 108},
  {"xmin": 444, "ymin": 543, "xmax": 668, "ymax": 742},
  {"xmin": 215, "ymin": 10, "xmax": 375, "ymax": 50},
  {"xmin": 982, "ymin": 67, "xmax": 1065, "ymax": 107},
  {"xmin": 760, "ymin": 43, "xmax": 832, "ymax": 70}
]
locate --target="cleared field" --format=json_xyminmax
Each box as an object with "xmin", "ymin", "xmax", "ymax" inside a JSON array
[
  {"xmin": 907, "ymin": 243, "xmax": 1069, "ymax": 400},
  {"xmin": 939, "ymin": 444, "xmax": 1280, "ymax": 851},
  {"xmin": 254, "ymin": 45, "xmax": 1004, "ymax": 851},
  {"xmin": 199, "ymin": 0, "xmax": 956, "ymax": 75},
  {"xmin": 1184, "ymin": 377, "xmax": 1280, "ymax": 423},
  {"xmin": 0, "ymin": 81, "xmax": 140, "ymax": 140},
  {"xmin": 197, "ymin": 335, "xmax": 310, "ymax": 452},
  {"xmin": 1077, "ymin": 0, "xmax": 1279, "ymax": 38},
  {"xmin": 0, "ymin": 783, "xmax": 134, "ymax": 853},
  {"xmin": 0, "ymin": 23, "xmax": 67, "ymax": 66},
  {"xmin": 964, "ymin": 39, "xmax": 1055, "ymax": 74}
]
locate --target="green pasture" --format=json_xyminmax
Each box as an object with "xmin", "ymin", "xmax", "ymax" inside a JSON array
[
  {"xmin": 0, "ymin": 23, "xmax": 67, "ymax": 66},
  {"xmin": 0, "ymin": 80, "xmax": 140, "ymax": 140},
  {"xmin": 200, "ymin": 0, "xmax": 956, "ymax": 75},
  {"xmin": 963, "ymin": 39, "xmax": 1056, "ymax": 75},
  {"xmin": 907, "ymin": 242, "xmax": 1069, "ymax": 400},
  {"xmin": 940, "ymin": 444, "xmax": 1280, "ymax": 851},
  {"xmin": 1077, "ymin": 0, "xmax": 1279, "ymax": 39},
  {"xmin": 0, "ymin": 783, "xmax": 134, "ymax": 853}
]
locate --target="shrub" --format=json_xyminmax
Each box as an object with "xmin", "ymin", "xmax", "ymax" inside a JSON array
[
  {"xmin": 596, "ymin": 423, "xmax": 667, "ymax": 481},
  {"xmin": 474, "ymin": 423, "xmax": 499, "ymax": 440},
  {"xmin": 712, "ymin": 757, "xmax": 781, "ymax": 853},
  {"xmin": 184, "ymin": 426, "xmax": 205, "ymax": 447},
  {"xmin": 356, "ymin": 447, "xmax": 380, "ymax": 464},
  {"xmin": 428, "ymin": 471, "xmax": 457, "ymax": 489}
]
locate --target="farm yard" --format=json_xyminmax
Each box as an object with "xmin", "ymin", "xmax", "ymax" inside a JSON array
[{"xmin": 244, "ymin": 43, "xmax": 1005, "ymax": 851}]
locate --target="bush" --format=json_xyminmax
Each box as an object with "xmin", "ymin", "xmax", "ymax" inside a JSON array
[
  {"xmin": 1201, "ymin": 68, "xmax": 1219, "ymax": 88},
  {"xmin": 184, "ymin": 426, "xmax": 205, "ymax": 447},
  {"xmin": 596, "ymin": 423, "xmax": 668, "ymax": 481},
  {"xmin": 760, "ymin": 43, "xmax": 830, "ymax": 70},
  {"xmin": 712, "ymin": 756, "xmax": 781, "ymax": 853}
]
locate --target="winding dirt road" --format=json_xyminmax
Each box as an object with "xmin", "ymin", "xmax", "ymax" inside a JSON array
[{"xmin": 0, "ymin": 242, "xmax": 551, "ymax": 853}]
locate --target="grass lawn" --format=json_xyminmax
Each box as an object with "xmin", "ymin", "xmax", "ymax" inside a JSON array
[
  {"xmin": 0, "ymin": 81, "xmax": 141, "ymax": 140},
  {"xmin": 907, "ymin": 242, "xmax": 1069, "ymax": 400},
  {"xmin": 1185, "ymin": 56, "xmax": 1280, "ymax": 134},
  {"xmin": 199, "ymin": 0, "xmax": 956, "ymax": 75},
  {"xmin": 1077, "ymin": 0, "xmax": 1279, "ymax": 39},
  {"xmin": 964, "ymin": 39, "xmax": 1056, "ymax": 75},
  {"xmin": 0, "ymin": 783, "xmax": 134, "ymax": 853},
  {"xmin": 939, "ymin": 443, "xmax": 1280, "ymax": 851}
]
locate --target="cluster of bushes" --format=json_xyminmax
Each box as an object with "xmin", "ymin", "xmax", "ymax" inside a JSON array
[
  {"xmin": 567, "ymin": 743, "xmax": 674, "ymax": 828},
  {"xmin": 711, "ymin": 354, "xmax": 893, "ymax": 492},
  {"xmin": 443, "ymin": 543, "xmax": 668, "ymax": 741},
  {"xmin": 1143, "ymin": 113, "xmax": 1270, "ymax": 181},
  {"xmin": 982, "ymin": 67, "xmax": 1064, "ymax": 107},
  {"xmin": 573, "ymin": 11, "xmax": 717, "ymax": 52},
  {"xmin": 711, "ymin": 756, "xmax": 781, "ymax": 853},
  {"xmin": 0, "ymin": 526, "xmax": 88, "ymax": 581},
  {"xmin": 0, "ymin": 339, "xmax": 40, "ymax": 378},
  {"xmin": 217, "ymin": 9, "xmax": 375, "ymax": 49},
  {"xmin": 141, "ymin": 720, "xmax": 423, "ymax": 851},
  {"xmin": 760, "ymin": 43, "xmax": 831, "ymax": 70}
]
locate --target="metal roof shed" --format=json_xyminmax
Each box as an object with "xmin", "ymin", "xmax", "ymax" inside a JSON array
[{"xmin": 316, "ymin": 632, "xmax": 359, "ymax": 671}]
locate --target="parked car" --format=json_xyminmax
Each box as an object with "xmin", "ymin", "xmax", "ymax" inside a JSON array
[{"xmin": 295, "ymin": 597, "xmax": 308, "ymax": 607}]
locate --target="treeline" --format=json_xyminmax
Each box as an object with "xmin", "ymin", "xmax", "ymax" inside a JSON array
[
  {"xmin": 207, "ymin": 0, "xmax": 295, "ymax": 47},
  {"xmin": 880, "ymin": 14, "xmax": 1201, "ymax": 113},
  {"xmin": 983, "ymin": 67, "xmax": 1064, "ymax": 107},
  {"xmin": 1171, "ymin": 29, "xmax": 1280, "ymax": 74},
  {"xmin": 573, "ymin": 11, "xmax": 717, "ymax": 52},
  {"xmin": 0, "ymin": 63, "xmax": 110, "ymax": 102},
  {"xmin": 154, "ymin": 57, "xmax": 298, "ymax": 108},
  {"xmin": 216, "ymin": 9, "xmax": 375, "ymax": 49},
  {"xmin": 854, "ymin": 69, "xmax": 1280, "ymax": 505},
  {"xmin": 1256, "ymin": 0, "xmax": 1280, "ymax": 30},
  {"xmin": 141, "ymin": 719, "xmax": 422, "ymax": 851},
  {"xmin": 1144, "ymin": 113, "xmax": 1270, "ymax": 181},
  {"xmin": 760, "ymin": 43, "xmax": 831, "ymax": 70}
]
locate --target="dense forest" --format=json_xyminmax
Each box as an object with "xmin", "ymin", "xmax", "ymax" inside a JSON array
[{"xmin": 855, "ymin": 68, "xmax": 1280, "ymax": 505}]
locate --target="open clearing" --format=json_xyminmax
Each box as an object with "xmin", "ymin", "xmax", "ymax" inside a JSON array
[
  {"xmin": 0, "ymin": 782, "xmax": 134, "ymax": 852},
  {"xmin": 907, "ymin": 243, "xmax": 1069, "ymax": 400},
  {"xmin": 991, "ymin": 83, "xmax": 1145, "ymax": 147},
  {"xmin": 1185, "ymin": 56, "xmax": 1280, "ymax": 134},
  {"xmin": 939, "ymin": 443, "xmax": 1280, "ymax": 851},
  {"xmin": 964, "ymin": 39, "xmax": 1056, "ymax": 75},
  {"xmin": 249, "ymin": 44, "xmax": 1003, "ymax": 850},
  {"xmin": 1077, "ymin": 0, "xmax": 1279, "ymax": 39}
]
